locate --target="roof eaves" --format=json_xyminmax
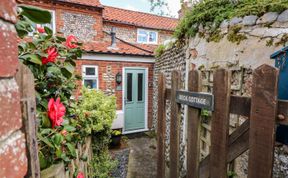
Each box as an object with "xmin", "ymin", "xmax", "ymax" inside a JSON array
[
  {"xmin": 103, "ymin": 19, "xmax": 175, "ymax": 31},
  {"xmin": 54, "ymin": 0, "xmax": 104, "ymax": 10},
  {"xmin": 86, "ymin": 50, "xmax": 154, "ymax": 57}
]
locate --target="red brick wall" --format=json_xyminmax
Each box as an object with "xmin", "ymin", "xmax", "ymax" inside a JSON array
[
  {"xmin": 0, "ymin": 0, "xmax": 28, "ymax": 177},
  {"xmin": 76, "ymin": 59, "xmax": 154, "ymax": 129}
]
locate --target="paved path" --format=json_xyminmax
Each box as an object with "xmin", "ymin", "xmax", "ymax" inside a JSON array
[{"xmin": 126, "ymin": 136, "xmax": 157, "ymax": 178}]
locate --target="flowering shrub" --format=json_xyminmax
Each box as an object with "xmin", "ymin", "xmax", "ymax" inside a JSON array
[{"xmin": 16, "ymin": 5, "xmax": 82, "ymax": 169}]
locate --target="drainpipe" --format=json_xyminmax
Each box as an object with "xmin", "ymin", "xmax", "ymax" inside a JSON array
[{"xmin": 111, "ymin": 27, "xmax": 117, "ymax": 48}]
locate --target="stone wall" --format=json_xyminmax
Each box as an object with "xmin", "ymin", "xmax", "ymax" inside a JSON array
[
  {"xmin": 153, "ymin": 10, "xmax": 288, "ymax": 178},
  {"xmin": 0, "ymin": 0, "xmax": 28, "ymax": 177},
  {"xmin": 152, "ymin": 45, "xmax": 187, "ymax": 177}
]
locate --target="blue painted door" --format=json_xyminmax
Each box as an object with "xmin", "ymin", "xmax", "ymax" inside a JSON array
[
  {"xmin": 278, "ymin": 63, "xmax": 288, "ymax": 100},
  {"xmin": 124, "ymin": 69, "xmax": 146, "ymax": 131}
]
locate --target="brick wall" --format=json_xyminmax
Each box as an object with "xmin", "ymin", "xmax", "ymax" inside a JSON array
[
  {"xmin": 76, "ymin": 59, "xmax": 154, "ymax": 129},
  {"xmin": 0, "ymin": 0, "xmax": 28, "ymax": 177}
]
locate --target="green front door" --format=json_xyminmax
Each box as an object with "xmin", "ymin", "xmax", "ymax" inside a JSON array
[{"xmin": 124, "ymin": 69, "xmax": 146, "ymax": 132}]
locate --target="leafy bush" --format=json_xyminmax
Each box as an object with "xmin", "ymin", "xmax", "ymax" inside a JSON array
[
  {"xmin": 74, "ymin": 88, "xmax": 117, "ymax": 177},
  {"xmin": 175, "ymin": 0, "xmax": 288, "ymax": 39}
]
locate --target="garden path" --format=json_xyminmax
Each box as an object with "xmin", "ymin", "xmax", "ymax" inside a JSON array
[{"xmin": 126, "ymin": 136, "xmax": 157, "ymax": 178}]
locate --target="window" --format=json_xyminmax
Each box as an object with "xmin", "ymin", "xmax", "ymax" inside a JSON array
[
  {"xmin": 29, "ymin": 10, "xmax": 56, "ymax": 35},
  {"xmin": 82, "ymin": 65, "xmax": 99, "ymax": 89},
  {"xmin": 137, "ymin": 29, "xmax": 158, "ymax": 44}
]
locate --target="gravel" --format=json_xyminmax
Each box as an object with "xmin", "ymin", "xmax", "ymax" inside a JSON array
[{"xmin": 110, "ymin": 148, "xmax": 130, "ymax": 178}]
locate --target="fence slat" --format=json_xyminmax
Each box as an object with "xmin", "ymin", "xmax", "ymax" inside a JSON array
[
  {"xmin": 169, "ymin": 70, "xmax": 181, "ymax": 178},
  {"xmin": 157, "ymin": 73, "xmax": 166, "ymax": 178},
  {"xmin": 16, "ymin": 63, "xmax": 40, "ymax": 178},
  {"xmin": 187, "ymin": 70, "xmax": 202, "ymax": 178},
  {"xmin": 199, "ymin": 119, "xmax": 250, "ymax": 178},
  {"xmin": 248, "ymin": 65, "xmax": 278, "ymax": 178},
  {"xmin": 210, "ymin": 69, "xmax": 231, "ymax": 178}
]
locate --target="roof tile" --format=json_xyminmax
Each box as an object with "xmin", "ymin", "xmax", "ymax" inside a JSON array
[{"xmin": 103, "ymin": 6, "xmax": 179, "ymax": 31}]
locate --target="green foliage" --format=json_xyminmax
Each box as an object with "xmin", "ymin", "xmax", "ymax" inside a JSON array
[
  {"xmin": 74, "ymin": 88, "xmax": 116, "ymax": 137},
  {"xmin": 16, "ymin": 5, "xmax": 83, "ymax": 170},
  {"xmin": 227, "ymin": 25, "xmax": 247, "ymax": 44},
  {"xmin": 74, "ymin": 88, "xmax": 117, "ymax": 178},
  {"xmin": 174, "ymin": 0, "xmax": 288, "ymax": 40},
  {"xmin": 111, "ymin": 130, "xmax": 122, "ymax": 136},
  {"xmin": 155, "ymin": 44, "xmax": 166, "ymax": 58}
]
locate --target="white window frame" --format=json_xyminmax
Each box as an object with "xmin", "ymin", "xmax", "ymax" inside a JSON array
[
  {"xmin": 29, "ymin": 9, "xmax": 56, "ymax": 35},
  {"xmin": 137, "ymin": 29, "xmax": 158, "ymax": 44},
  {"xmin": 82, "ymin": 65, "xmax": 99, "ymax": 90}
]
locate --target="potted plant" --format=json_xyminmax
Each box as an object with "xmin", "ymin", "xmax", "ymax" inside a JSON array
[{"xmin": 110, "ymin": 130, "xmax": 122, "ymax": 146}]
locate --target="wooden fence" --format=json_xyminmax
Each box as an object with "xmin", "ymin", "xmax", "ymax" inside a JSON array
[{"xmin": 156, "ymin": 64, "xmax": 288, "ymax": 178}]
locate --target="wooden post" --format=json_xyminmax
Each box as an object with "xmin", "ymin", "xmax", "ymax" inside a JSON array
[
  {"xmin": 210, "ymin": 69, "xmax": 231, "ymax": 178},
  {"xmin": 157, "ymin": 73, "xmax": 166, "ymax": 178},
  {"xmin": 169, "ymin": 70, "xmax": 181, "ymax": 178},
  {"xmin": 186, "ymin": 70, "xmax": 202, "ymax": 178},
  {"xmin": 248, "ymin": 65, "xmax": 278, "ymax": 178},
  {"xmin": 16, "ymin": 63, "xmax": 40, "ymax": 178}
]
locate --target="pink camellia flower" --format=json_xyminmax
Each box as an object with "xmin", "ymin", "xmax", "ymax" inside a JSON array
[
  {"xmin": 77, "ymin": 172, "xmax": 84, "ymax": 178},
  {"xmin": 42, "ymin": 47, "xmax": 58, "ymax": 65},
  {"xmin": 48, "ymin": 97, "xmax": 66, "ymax": 128},
  {"xmin": 37, "ymin": 26, "xmax": 45, "ymax": 33},
  {"xmin": 65, "ymin": 35, "xmax": 78, "ymax": 49}
]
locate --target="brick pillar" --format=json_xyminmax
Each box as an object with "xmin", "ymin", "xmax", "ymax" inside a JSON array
[{"xmin": 0, "ymin": 0, "xmax": 28, "ymax": 177}]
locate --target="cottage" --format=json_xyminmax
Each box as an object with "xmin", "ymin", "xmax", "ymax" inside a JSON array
[{"xmin": 18, "ymin": 0, "xmax": 178, "ymax": 133}]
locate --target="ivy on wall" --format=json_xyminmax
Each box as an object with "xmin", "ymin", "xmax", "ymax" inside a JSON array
[{"xmin": 174, "ymin": 0, "xmax": 288, "ymax": 40}]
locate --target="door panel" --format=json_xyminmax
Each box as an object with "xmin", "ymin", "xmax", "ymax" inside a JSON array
[{"xmin": 124, "ymin": 69, "xmax": 146, "ymax": 131}]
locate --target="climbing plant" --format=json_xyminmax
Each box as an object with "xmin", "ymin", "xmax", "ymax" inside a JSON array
[{"xmin": 174, "ymin": 0, "xmax": 288, "ymax": 39}]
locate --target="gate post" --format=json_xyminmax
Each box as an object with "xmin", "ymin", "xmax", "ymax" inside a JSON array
[
  {"xmin": 186, "ymin": 70, "xmax": 202, "ymax": 178},
  {"xmin": 157, "ymin": 73, "xmax": 166, "ymax": 178},
  {"xmin": 169, "ymin": 70, "xmax": 181, "ymax": 178},
  {"xmin": 247, "ymin": 64, "xmax": 278, "ymax": 178},
  {"xmin": 210, "ymin": 69, "xmax": 231, "ymax": 178}
]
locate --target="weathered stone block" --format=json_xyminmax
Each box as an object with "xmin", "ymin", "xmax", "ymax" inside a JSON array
[
  {"xmin": 0, "ymin": 20, "xmax": 19, "ymax": 77},
  {"xmin": 230, "ymin": 17, "xmax": 242, "ymax": 26},
  {"xmin": 242, "ymin": 15, "xmax": 258, "ymax": 26},
  {"xmin": 257, "ymin": 12, "xmax": 278, "ymax": 24},
  {"xmin": 220, "ymin": 20, "xmax": 229, "ymax": 28},
  {"xmin": 0, "ymin": 78, "xmax": 22, "ymax": 138},
  {"xmin": 0, "ymin": 0, "xmax": 17, "ymax": 23},
  {"xmin": 0, "ymin": 131, "xmax": 27, "ymax": 177},
  {"xmin": 277, "ymin": 10, "xmax": 288, "ymax": 22}
]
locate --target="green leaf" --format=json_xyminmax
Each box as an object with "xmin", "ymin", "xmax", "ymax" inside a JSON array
[
  {"xmin": 66, "ymin": 143, "xmax": 76, "ymax": 157},
  {"xmin": 52, "ymin": 133, "xmax": 63, "ymax": 146},
  {"xmin": 19, "ymin": 5, "xmax": 52, "ymax": 24},
  {"xmin": 64, "ymin": 63, "xmax": 75, "ymax": 74},
  {"xmin": 20, "ymin": 54, "xmax": 42, "ymax": 65},
  {"xmin": 56, "ymin": 147, "xmax": 62, "ymax": 158},
  {"xmin": 37, "ymin": 133, "xmax": 54, "ymax": 148},
  {"xmin": 39, "ymin": 151, "xmax": 48, "ymax": 169},
  {"xmin": 44, "ymin": 26, "xmax": 53, "ymax": 35},
  {"xmin": 64, "ymin": 125, "xmax": 76, "ymax": 132},
  {"xmin": 40, "ymin": 128, "xmax": 51, "ymax": 135},
  {"xmin": 41, "ymin": 115, "xmax": 51, "ymax": 128}
]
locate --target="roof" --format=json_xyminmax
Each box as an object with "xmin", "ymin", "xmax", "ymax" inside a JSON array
[
  {"xmin": 103, "ymin": 6, "xmax": 179, "ymax": 31},
  {"xmin": 83, "ymin": 36, "xmax": 156, "ymax": 57},
  {"xmin": 58, "ymin": 0, "xmax": 102, "ymax": 7}
]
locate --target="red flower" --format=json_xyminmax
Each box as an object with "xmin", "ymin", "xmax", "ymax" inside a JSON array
[
  {"xmin": 65, "ymin": 35, "xmax": 78, "ymax": 49},
  {"xmin": 42, "ymin": 47, "xmax": 58, "ymax": 65},
  {"xmin": 48, "ymin": 98, "xmax": 66, "ymax": 128},
  {"xmin": 77, "ymin": 172, "xmax": 84, "ymax": 178},
  {"xmin": 37, "ymin": 26, "xmax": 45, "ymax": 33}
]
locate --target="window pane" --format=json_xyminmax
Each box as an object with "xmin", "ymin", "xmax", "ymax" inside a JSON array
[
  {"xmin": 149, "ymin": 32, "xmax": 157, "ymax": 43},
  {"xmin": 84, "ymin": 79, "xmax": 97, "ymax": 89},
  {"xmin": 138, "ymin": 30, "xmax": 148, "ymax": 43},
  {"xmin": 85, "ymin": 67, "xmax": 95, "ymax": 76},
  {"xmin": 127, "ymin": 73, "xmax": 133, "ymax": 102},
  {"xmin": 138, "ymin": 73, "xmax": 143, "ymax": 101}
]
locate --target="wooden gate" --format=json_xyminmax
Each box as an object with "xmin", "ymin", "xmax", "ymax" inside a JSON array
[{"xmin": 156, "ymin": 64, "xmax": 288, "ymax": 178}]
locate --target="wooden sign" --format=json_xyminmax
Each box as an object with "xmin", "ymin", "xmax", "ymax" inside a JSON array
[{"xmin": 176, "ymin": 90, "xmax": 214, "ymax": 111}]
